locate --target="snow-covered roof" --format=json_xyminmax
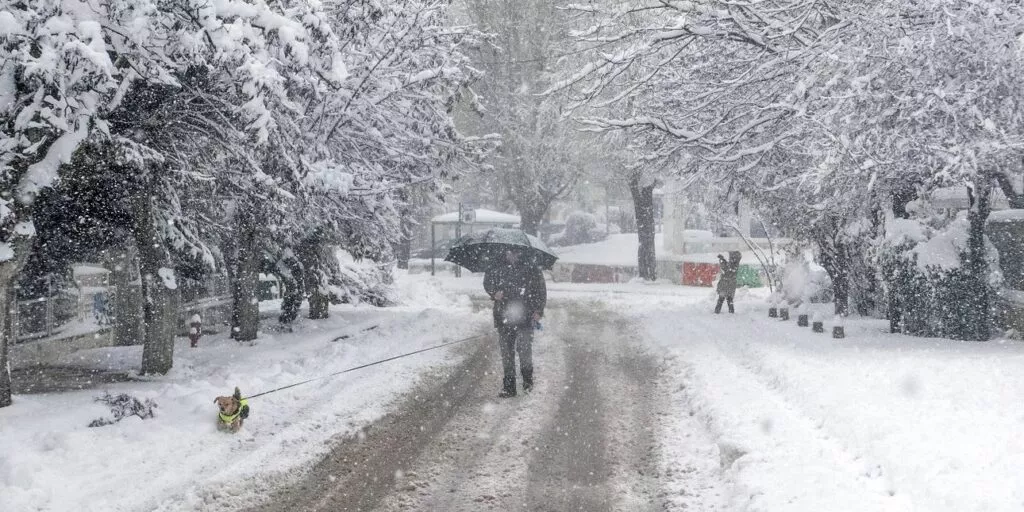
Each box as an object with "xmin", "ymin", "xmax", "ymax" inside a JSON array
[
  {"xmin": 929, "ymin": 186, "xmax": 1009, "ymax": 210},
  {"xmin": 988, "ymin": 209, "xmax": 1024, "ymax": 223},
  {"xmin": 431, "ymin": 208, "xmax": 520, "ymax": 225},
  {"xmin": 72, "ymin": 264, "xmax": 109, "ymax": 276}
]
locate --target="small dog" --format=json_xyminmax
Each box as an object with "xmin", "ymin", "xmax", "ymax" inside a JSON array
[{"xmin": 214, "ymin": 387, "xmax": 250, "ymax": 433}]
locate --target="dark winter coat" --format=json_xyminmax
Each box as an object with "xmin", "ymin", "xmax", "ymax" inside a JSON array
[
  {"xmin": 484, "ymin": 263, "xmax": 547, "ymax": 328},
  {"xmin": 716, "ymin": 251, "xmax": 742, "ymax": 297}
]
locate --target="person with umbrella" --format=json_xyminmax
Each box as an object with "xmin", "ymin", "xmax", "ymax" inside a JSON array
[{"xmin": 445, "ymin": 228, "xmax": 554, "ymax": 398}]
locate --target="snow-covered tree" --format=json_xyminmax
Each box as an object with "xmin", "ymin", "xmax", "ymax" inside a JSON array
[
  {"xmin": 547, "ymin": 1, "xmax": 841, "ymax": 277},
  {"xmin": 455, "ymin": 0, "xmax": 593, "ymax": 235},
  {"xmin": 268, "ymin": 0, "xmax": 490, "ymax": 324}
]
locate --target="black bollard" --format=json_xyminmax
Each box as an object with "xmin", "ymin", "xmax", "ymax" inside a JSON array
[
  {"xmin": 832, "ymin": 325, "xmax": 845, "ymax": 339},
  {"xmin": 768, "ymin": 307, "xmax": 778, "ymax": 318},
  {"xmin": 812, "ymin": 321, "xmax": 824, "ymax": 333},
  {"xmin": 797, "ymin": 314, "xmax": 809, "ymax": 327},
  {"xmin": 779, "ymin": 308, "xmax": 789, "ymax": 320}
]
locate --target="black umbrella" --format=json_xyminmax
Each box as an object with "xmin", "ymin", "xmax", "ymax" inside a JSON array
[{"xmin": 444, "ymin": 228, "xmax": 558, "ymax": 272}]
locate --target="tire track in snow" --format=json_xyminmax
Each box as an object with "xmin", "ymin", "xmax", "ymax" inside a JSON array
[
  {"xmin": 245, "ymin": 335, "xmax": 495, "ymax": 512},
  {"xmin": 524, "ymin": 307, "xmax": 612, "ymax": 512},
  {"xmin": 374, "ymin": 310, "xmax": 568, "ymax": 512}
]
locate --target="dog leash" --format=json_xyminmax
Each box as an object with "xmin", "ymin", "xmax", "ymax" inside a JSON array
[{"xmin": 242, "ymin": 333, "xmax": 490, "ymax": 400}]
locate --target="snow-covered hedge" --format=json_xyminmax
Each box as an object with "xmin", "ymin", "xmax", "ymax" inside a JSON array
[{"xmin": 879, "ymin": 218, "xmax": 1001, "ymax": 340}]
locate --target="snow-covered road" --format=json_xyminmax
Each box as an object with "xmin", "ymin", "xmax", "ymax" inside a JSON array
[{"xmin": 251, "ymin": 299, "xmax": 726, "ymax": 512}]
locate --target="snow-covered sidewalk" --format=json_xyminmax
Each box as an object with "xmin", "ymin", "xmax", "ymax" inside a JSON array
[
  {"xmin": 637, "ymin": 296, "xmax": 1024, "ymax": 512},
  {"xmin": 0, "ymin": 276, "xmax": 488, "ymax": 512}
]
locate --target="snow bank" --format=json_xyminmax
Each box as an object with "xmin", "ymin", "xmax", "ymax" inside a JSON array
[{"xmin": 0, "ymin": 275, "xmax": 488, "ymax": 512}]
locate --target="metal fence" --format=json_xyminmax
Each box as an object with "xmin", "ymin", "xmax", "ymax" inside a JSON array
[
  {"xmin": 12, "ymin": 272, "xmax": 241, "ymax": 343},
  {"xmin": 13, "ymin": 286, "xmax": 111, "ymax": 343}
]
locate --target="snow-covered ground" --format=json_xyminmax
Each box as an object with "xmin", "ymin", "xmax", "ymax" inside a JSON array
[
  {"xmin": 6, "ymin": 270, "xmax": 1023, "ymax": 512},
  {"xmin": 0, "ymin": 273, "xmax": 489, "ymax": 512},
  {"xmin": 631, "ymin": 295, "xmax": 1024, "ymax": 512}
]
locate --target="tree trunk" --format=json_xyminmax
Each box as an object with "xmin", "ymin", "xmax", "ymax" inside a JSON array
[
  {"xmin": 519, "ymin": 208, "xmax": 543, "ymax": 236},
  {"xmin": 231, "ymin": 206, "xmax": 260, "ymax": 341},
  {"xmin": 892, "ymin": 183, "xmax": 917, "ymax": 219},
  {"xmin": 994, "ymin": 172, "xmax": 1024, "ymax": 209},
  {"xmin": 395, "ymin": 215, "xmax": 412, "ymax": 270},
  {"xmin": 0, "ymin": 263, "xmax": 17, "ymax": 407},
  {"xmin": 395, "ymin": 193, "xmax": 413, "ymax": 270},
  {"xmin": 278, "ymin": 254, "xmax": 304, "ymax": 324},
  {"xmin": 964, "ymin": 178, "xmax": 992, "ymax": 341},
  {"xmin": 818, "ymin": 238, "xmax": 850, "ymax": 317},
  {"xmin": 0, "ymin": 220, "xmax": 36, "ymax": 405},
  {"xmin": 299, "ymin": 237, "xmax": 331, "ymax": 320},
  {"xmin": 133, "ymin": 193, "xmax": 178, "ymax": 375},
  {"xmin": 308, "ymin": 289, "xmax": 330, "ymax": 319},
  {"xmin": 852, "ymin": 208, "xmax": 885, "ymax": 317},
  {"xmin": 106, "ymin": 245, "xmax": 144, "ymax": 346},
  {"xmin": 629, "ymin": 176, "xmax": 657, "ymax": 281}
]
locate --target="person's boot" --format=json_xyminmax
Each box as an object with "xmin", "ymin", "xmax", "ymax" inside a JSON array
[
  {"xmin": 499, "ymin": 375, "xmax": 517, "ymax": 398},
  {"xmin": 522, "ymin": 369, "xmax": 533, "ymax": 393}
]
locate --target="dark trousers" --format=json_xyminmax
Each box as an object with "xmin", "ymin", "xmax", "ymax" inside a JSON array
[
  {"xmin": 497, "ymin": 324, "xmax": 533, "ymax": 392},
  {"xmin": 715, "ymin": 295, "xmax": 735, "ymax": 313}
]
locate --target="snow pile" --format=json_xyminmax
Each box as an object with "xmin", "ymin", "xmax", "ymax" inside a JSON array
[
  {"xmin": 0, "ymin": 281, "xmax": 487, "ymax": 512},
  {"xmin": 394, "ymin": 270, "xmax": 474, "ymax": 310}
]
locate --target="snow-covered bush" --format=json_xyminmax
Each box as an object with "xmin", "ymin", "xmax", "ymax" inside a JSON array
[
  {"xmin": 879, "ymin": 218, "xmax": 1002, "ymax": 340},
  {"xmin": 548, "ymin": 212, "xmax": 608, "ymax": 247}
]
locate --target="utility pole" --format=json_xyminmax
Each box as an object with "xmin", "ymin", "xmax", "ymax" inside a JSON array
[
  {"xmin": 605, "ymin": 182, "xmax": 611, "ymax": 237},
  {"xmin": 455, "ymin": 202, "xmax": 463, "ymax": 278}
]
